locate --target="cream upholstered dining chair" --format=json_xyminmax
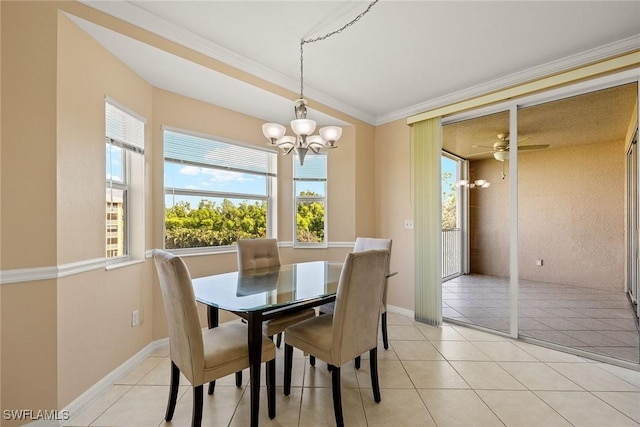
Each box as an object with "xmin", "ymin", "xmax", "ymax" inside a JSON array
[
  {"xmin": 283, "ymin": 249, "xmax": 390, "ymax": 427},
  {"xmin": 152, "ymin": 249, "xmax": 276, "ymax": 427},
  {"xmin": 317, "ymin": 237, "xmax": 392, "ymax": 368},
  {"xmin": 236, "ymin": 238, "xmax": 316, "ymax": 348}
]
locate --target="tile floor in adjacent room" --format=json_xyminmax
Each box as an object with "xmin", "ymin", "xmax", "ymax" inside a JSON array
[
  {"xmin": 443, "ymin": 274, "xmax": 640, "ymax": 364},
  {"xmin": 64, "ymin": 313, "xmax": 640, "ymax": 427}
]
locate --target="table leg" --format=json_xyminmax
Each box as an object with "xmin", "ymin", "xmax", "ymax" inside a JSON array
[
  {"xmin": 247, "ymin": 311, "xmax": 262, "ymax": 427},
  {"xmin": 207, "ymin": 306, "xmax": 219, "ymax": 328},
  {"xmin": 207, "ymin": 306, "xmax": 219, "ymax": 395}
]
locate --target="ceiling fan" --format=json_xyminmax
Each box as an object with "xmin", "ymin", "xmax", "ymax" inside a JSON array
[
  {"xmin": 470, "ymin": 133, "xmax": 549, "ymax": 162},
  {"xmin": 469, "ymin": 133, "xmax": 549, "ymax": 179}
]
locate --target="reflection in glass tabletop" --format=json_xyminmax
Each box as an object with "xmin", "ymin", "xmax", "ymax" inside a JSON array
[{"xmin": 192, "ymin": 261, "xmax": 343, "ymax": 312}]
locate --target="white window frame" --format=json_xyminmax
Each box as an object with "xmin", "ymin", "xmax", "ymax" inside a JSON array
[
  {"xmin": 162, "ymin": 127, "xmax": 277, "ymax": 253},
  {"xmin": 293, "ymin": 154, "xmax": 328, "ymax": 248},
  {"xmin": 105, "ymin": 98, "xmax": 145, "ymax": 265}
]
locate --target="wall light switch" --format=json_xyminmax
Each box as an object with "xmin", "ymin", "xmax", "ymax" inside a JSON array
[
  {"xmin": 132, "ymin": 310, "xmax": 139, "ymax": 327},
  {"xmin": 536, "ymin": 259, "xmax": 543, "ymax": 266},
  {"xmin": 404, "ymin": 220, "xmax": 414, "ymax": 229}
]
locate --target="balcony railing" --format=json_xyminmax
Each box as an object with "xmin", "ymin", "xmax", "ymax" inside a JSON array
[{"xmin": 442, "ymin": 228, "xmax": 461, "ymax": 279}]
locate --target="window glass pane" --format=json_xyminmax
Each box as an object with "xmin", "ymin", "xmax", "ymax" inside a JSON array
[
  {"xmin": 295, "ymin": 181, "xmax": 325, "ymax": 197},
  {"xmin": 106, "ymin": 188, "xmax": 126, "ymax": 258},
  {"xmin": 165, "ymin": 195, "xmax": 267, "ymax": 249},
  {"xmin": 163, "ymin": 130, "xmax": 275, "ymax": 249},
  {"xmin": 296, "ymin": 200, "xmax": 325, "ymax": 243},
  {"xmin": 164, "ymin": 161, "xmax": 267, "ymax": 195},
  {"xmin": 106, "ymin": 143, "xmax": 124, "ymax": 184}
]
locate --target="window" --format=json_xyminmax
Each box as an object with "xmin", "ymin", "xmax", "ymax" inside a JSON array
[
  {"xmin": 105, "ymin": 100, "xmax": 145, "ymax": 260},
  {"xmin": 294, "ymin": 154, "xmax": 327, "ymax": 246},
  {"xmin": 163, "ymin": 129, "xmax": 277, "ymax": 250}
]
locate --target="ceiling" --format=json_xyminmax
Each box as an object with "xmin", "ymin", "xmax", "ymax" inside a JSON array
[
  {"xmin": 77, "ymin": 1, "xmax": 640, "ymax": 128},
  {"xmin": 443, "ymin": 83, "xmax": 639, "ymax": 160}
]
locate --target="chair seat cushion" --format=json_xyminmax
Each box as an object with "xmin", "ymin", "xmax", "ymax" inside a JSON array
[
  {"xmin": 200, "ymin": 322, "xmax": 275, "ymax": 385},
  {"xmin": 263, "ymin": 308, "xmax": 316, "ymax": 337},
  {"xmin": 284, "ymin": 314, "xmax": 334, "ymax": 364}
]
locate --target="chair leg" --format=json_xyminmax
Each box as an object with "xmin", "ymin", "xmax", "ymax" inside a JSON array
[
  {"xmin": 165, "ymin": 361, "xmax": 180, "ymax": 421},
  {"xmin": 276, "ymin": 332, "xmax": 283, "ymax": 348},
  {"xmin": 192, "ymin": 385, "xmax": 203, "ymax": 427},
  {"xmin": 381, "ymin": 312, "xmax": 389, "ymax": 350},
  {"xmin": 235, "ymin": 371, "xmax": 242, "ymax": 387},
  {"xmin": 369, "ymin": 348, "xmax": 381, "ymax": 403},
  {"xmin": 354, "ymin": 356, "xmax": 361, "ymax": 369},
  {"xmin": 330, "ymin": 365, "xmax": 344, "ymax": 427},
  {"xmin": 207, "ymin": 381, "xmax": 215, "ymax": 395},
  {"xmin": 266, "ymin": 359, "xmax": 276, "ymax": 419},
  {"xmin": 284, "ymin": 344, "xmax": 293, "ymax": 396}
]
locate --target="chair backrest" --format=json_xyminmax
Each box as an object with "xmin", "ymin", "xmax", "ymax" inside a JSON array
[
  {"xmin": 330, "ymin": 249, "xmax": 390, "ymax": 366},
  {"xmin": 354, "ymin": 237, "xmax": 392, "ymax": 306},
  {"xmin": 237, "ymin": 238, "xmax": 281, "ymax": 270},
  {"xmin": 152, "ymin": 249, "xmax": 204, "ymax": 384}
]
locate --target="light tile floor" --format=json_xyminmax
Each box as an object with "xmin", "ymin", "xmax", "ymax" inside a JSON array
[
  {"xmin": 443, "ymin": 275, "xmax": 640, "ymax": 364},
  {"xmin": 64, "ymin": 313, "xmax": 640, "ymax": 427}
]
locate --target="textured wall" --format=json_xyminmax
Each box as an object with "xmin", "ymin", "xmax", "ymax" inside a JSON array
[{"xmin": 470, "ymin": 140, "xmax": 625, "ymax": 291}]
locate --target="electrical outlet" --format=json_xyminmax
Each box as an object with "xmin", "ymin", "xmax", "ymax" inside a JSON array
[
  {"xmin": 132, "ymin": 310, "xmax": 139, "ymax": 327},
  {"xmin": 404, "ymin": 220, "xmax": 414, "ymax": 229}
]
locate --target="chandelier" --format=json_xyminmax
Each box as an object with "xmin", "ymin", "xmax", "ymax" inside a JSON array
[{"xmin": 262, "ymin": 0, "xmax": 379, "ymax": 166}]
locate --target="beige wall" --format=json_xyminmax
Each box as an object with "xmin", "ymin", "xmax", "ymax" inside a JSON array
[
  {"xmin": 2, "ymin": 2, "xmax": 60, "ymax": 420},
  {"xmin": 374, "ymin": 119, "xmax": 415, "ymax": 311},
  {"xmin": 470, "ymin": 140, "xmax": 626, "ymax": 290}
]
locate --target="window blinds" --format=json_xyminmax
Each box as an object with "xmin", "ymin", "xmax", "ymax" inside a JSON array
[
  {"xmin": 105, "ymin": 101, "xmax": 145, "ymax": 153},
  {"xmin": 163, "ymin": 129, "xmax": 276, "ymax": 177},
  {"xmin": 294, "ymin": 154, "xmax": 327, "ymax": 181}
]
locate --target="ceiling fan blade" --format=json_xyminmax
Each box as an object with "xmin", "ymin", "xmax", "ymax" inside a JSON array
[
  {"xmin": 471, "ymin": 144, "xmax": 496, "ymax": 149},
  {"xmin": 465, "ymin": 150, "xmax": 495, "ymax": 157},
  {"xmin": 517, "ymin": 144, "xmax": 549, "ymax": 151}
]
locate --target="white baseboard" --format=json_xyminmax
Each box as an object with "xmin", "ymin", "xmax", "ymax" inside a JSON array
[
  {"xmin": 387, "ymin": 304, "xmax": 414, "ymax": 319},
  {"xmin": 61, "ymin": 338, "xmax": 169, "ymax": 418}
]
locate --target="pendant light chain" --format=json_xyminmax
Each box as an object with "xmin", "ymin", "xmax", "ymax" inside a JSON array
[{"xmin": 298, "ymin": 0, "xmax": 379, "ymax": 99}]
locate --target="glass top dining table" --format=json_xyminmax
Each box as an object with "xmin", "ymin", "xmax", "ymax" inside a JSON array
[{"xmin": 191, "ymin": 261, "xmax": 344, "ymax": 427}]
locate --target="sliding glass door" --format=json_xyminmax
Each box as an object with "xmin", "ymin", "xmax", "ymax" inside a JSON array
[
  {"xmin": 440, "ymin": 79, "xmax": 639, "ymax": 365},
  {"xmin": 442, "ymin": 111, "xmax": 512, "ymax": 335}
]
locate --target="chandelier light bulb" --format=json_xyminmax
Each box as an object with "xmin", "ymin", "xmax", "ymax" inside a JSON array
[
  {"xmin": 262, "ymin": 123, "xmax": 286, "ymax": 143},
  {"xmin": 319, "ymin": 126, "xmax": 342, "ymax": 146},
  {"xmin": 291, "ymin": 119, "xmax": 316, "ymax": 137}
]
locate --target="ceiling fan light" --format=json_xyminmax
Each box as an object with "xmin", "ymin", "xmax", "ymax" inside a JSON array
[
  {"xmin": 456, "ymin": 180, "xmax": 468, "ymax": 187},
  {"xmin": 474, "ymin": 179, "xmax": 486, "ymax": 187},
  {"xmin": 291, "ymin": 119, "xmax": 316, "ymax": 136},
  {"xmin": 494, "ymin": 151, "xmax": 509, "ymax": 162}
]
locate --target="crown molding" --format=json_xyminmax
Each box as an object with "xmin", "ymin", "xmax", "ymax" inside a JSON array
[{"xmin": 377, "ymin": 35, "xmax": 640, "ymax": 125}]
